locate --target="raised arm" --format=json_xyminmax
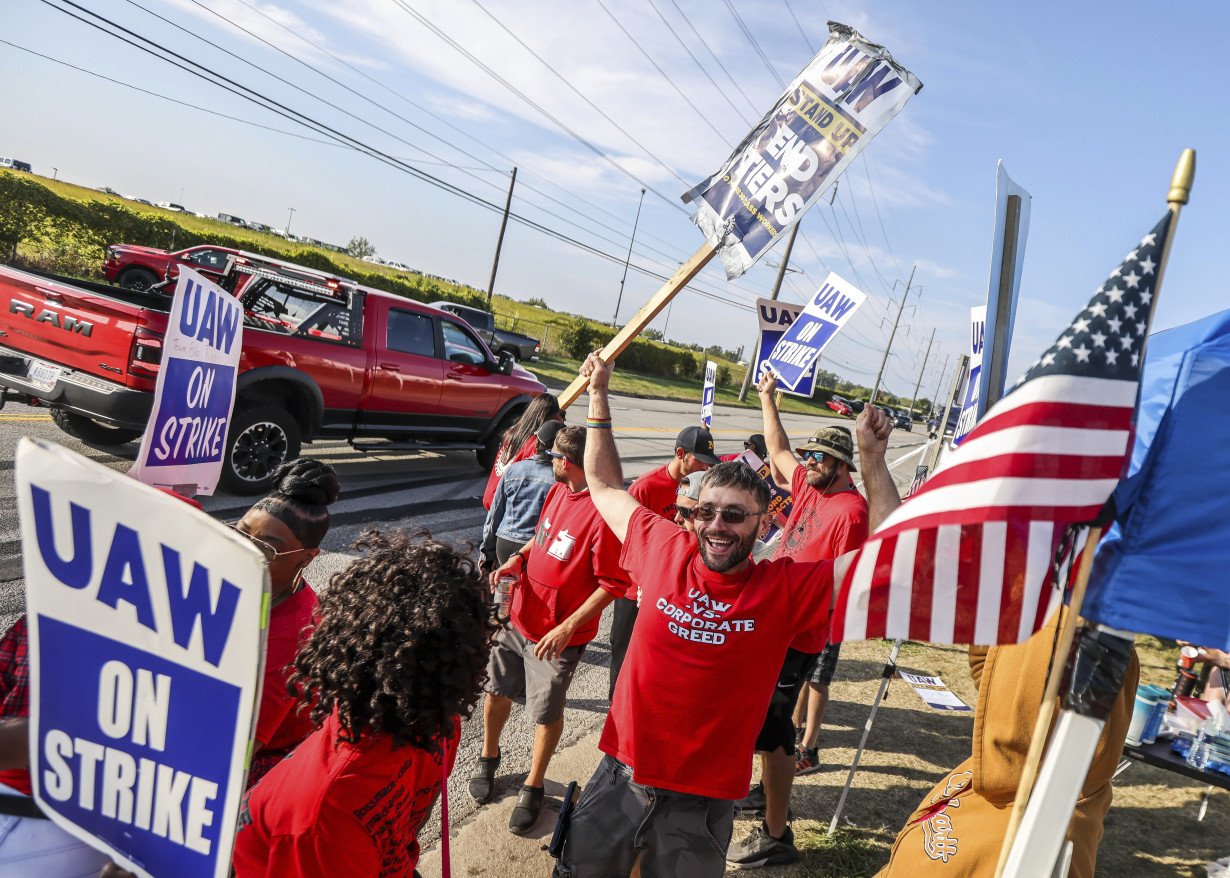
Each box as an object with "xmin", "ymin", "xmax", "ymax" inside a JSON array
[
  {"xmin": 580, "ymin": 351, "xmax": 643, "ymax": 543},
  {"xmin": 756, "ymin": 369, "xmax": 800, "ymax": 485},
  {"xmin": 855, "ymin": 404, "xmax": 900, "ymax": 532}
]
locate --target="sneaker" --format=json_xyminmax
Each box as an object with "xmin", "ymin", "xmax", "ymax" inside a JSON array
[
  {"xmin": 794, "ymin": 725, "xmax": 806, "ymax": 747},
  {"xmin": 794, "ymin": 746, "xmax": 821, "ymax": 776},
  {"xmin": 734, "ymin": 781, "xmax": 765, "ymax": 816},
  {"xmin": 467, "ymin": 752, "xmax": 500, "ymax": 804},
  {"xmin": 726, "ymin": 821, "xmax": 799, "ymax": 869},
  {"xmin": 508, "ymin": 784, "xmax": 545, "ymax": 835}
]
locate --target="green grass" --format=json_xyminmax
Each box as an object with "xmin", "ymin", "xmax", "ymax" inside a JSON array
[{"xmin": 793, "ymin": 827, "xmax": 891, "ymax": 877}]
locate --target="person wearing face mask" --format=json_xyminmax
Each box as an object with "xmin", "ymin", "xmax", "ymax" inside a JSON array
[
  {"xmin": 720, "ymin": 370, "xmax": 869, "ymax": 869},
  {"xmin": 549, "ymin": 352, "xmax": 896, "ymax": 878}
]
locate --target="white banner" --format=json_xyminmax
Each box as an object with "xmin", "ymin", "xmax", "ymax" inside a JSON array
[
  {"xmin": 19, "ymin": 439, "xmax": 267, "ymax": 878},
  {"xmin": 130, "ymin": 267, "xmax": 243, "ymax": 496},
  {"xmin": 899, "ymin": 672, "xmax": 971, "ymax": 712},
  {"xmin": 754, "ymin": 298, "xmax": 817, "ymax": 398},
  {"xmin": 978, "ymin": 161, "xmax": 1031, "ymax": 408},
  {"xmin": 766, "ymin": 273, "xmax": 867, "ymax": 392},
  {"xmin": 953, "ymin": 306, "xmax": 986, "ymax": 445},
  {"xmin": 684, "ymin": 21, "xmax": 921, "ymax": 278},
  {"xmin": 701, "ymin": 360, "xmax": 717, "ymax": 428}
]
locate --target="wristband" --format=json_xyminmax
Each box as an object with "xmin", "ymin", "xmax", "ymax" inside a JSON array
[
  {"xmin": 515, "ymin": 549, "xmax": 528, "ymax": 565},
  {"xmin": 586, "ymin": 418, "xmax": 613, "ymax": 429}
]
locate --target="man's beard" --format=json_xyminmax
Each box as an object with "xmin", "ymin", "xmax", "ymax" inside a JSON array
[
  {"xmin": 805, "ymin": 464, "xmax": 839, "ymax": 491},
  {"xmin": 696, "ymin": 527, "xmax": 759, "ymax": 573}
]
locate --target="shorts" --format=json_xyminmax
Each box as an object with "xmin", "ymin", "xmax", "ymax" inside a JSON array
[
  {"xmin": 553, "ymin": 754, "xmax": 734, "ymax": 878},
  {"xmin": 486, "ymin": 624, "xmax": 585, "ymax": 725},
  {"xmin": 754, "ymin": 647, "xmax": 820, "ymax": 753},
  {"xmin": 808, "ymin": 641, "xmax": 842, "ymax": 686}
]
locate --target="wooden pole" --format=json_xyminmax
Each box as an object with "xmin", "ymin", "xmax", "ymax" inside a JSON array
[
  {"xmin": 737, "ymin": 224, "xmax": 799, "ymax": 402},
  {"xmin": 485, "ymin": 167, "xmax": 517, "ymax": 312},
  {"xmin": 558, "ymin": 241, "xmax": 717, "ymax": 408},
  {"xmin": 994, "ymin": 147, "xmax": 1196, "ymax": 878}
]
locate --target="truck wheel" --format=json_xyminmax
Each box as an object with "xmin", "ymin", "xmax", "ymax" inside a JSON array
[
  {"xmin": 117, "ymin": 267, "xmax": 159, "ymax": 292},
  {"xmin": 477, "ymin": 408, "xmax": 523, "ymax": 472},
  {"xmin": 220, "ymin": 404, "xmax": 301, "ymax": 495},
  {"xmin": 49, "ymin": 408, "xmax": 144, "ymax": 446}
]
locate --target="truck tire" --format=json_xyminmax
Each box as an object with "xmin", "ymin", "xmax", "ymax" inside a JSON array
[
  {"xmin": 117, "ymin": 267, "xmax": 159, "ymax": 292},
  {"xmin": 220, "ymin": 404, "xmax": 301, "ymax": 495},
  {"xmin": 49, "ymin": 408, "xmax": 144, "ymax": 446},
  {"xmin": 477, "ymin": 408, "xmax": 523, "ymax": 472}
]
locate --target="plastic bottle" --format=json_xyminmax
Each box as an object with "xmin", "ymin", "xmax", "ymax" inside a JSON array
[{"xmin": 1188, "ymin": 718, "xmax": 1214, "ymax": 770}]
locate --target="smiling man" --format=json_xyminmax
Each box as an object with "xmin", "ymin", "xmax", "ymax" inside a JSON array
[{"xmin": 550, "ymin": 352, "xmax": 897, "ymax": 878}]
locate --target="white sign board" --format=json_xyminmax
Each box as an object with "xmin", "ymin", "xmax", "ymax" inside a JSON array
[
  {"xmin": 19, "ymin": 438, "xmax": 267, "ymax": 878},
  {"xmin": 130, "ymin": 268, "xmax": 244, "ymax": 496},
  {"xmin": 701, "ymin": 360, "xmax": 717, "ymax": 429},
  {"xmin": 766, "ymin": 272, "xmax": 867, "ymax": 392},
  {"xmin": 899, "ymin": 672, "xmax": 971, "ymax": 712},
  {"xmin": 754, "ymin": 298, "xmax": 817, "ymax": 398},
  {"xmin": 953, "ymin": 306, "xmax": 986, "ymax": 445}
]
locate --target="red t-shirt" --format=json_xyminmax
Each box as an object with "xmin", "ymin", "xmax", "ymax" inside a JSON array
[
  {"xmin": 233, "ymin": 712, "xmax": 460, "ymax": 878},
  {"xmin": 628, "ymin": 464, "xmax": 680, "ymax": 520},
  {"xmin": 512, "ymin": 483, "xmax": 630, "ymax": 647},
  {"xmin": 601, "ymin": 507, "xmax": 833, "ymax": 800},
  {"xmin": 256, "ymin": 585, "xmax": 317, "ymax": 753},
  {"xmin": 775, "ymin": 466, "xmax": 869, "ymax": 652},
  {"xmin": 482, "ymin": 434, "xmax": 538, "ymax": 510}
]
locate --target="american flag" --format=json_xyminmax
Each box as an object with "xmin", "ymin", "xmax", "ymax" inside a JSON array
[{"xmin": 832, "ymin": 214, "xmax": 1171, "ymax": 646}]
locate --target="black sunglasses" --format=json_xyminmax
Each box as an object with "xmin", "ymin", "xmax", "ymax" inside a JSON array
[
  {"xmin": 672, "ymin": 503, "xmax": 695, "ymax": 520},
  {"xmin": 690, "ymin": 504, "xmax": 765, "ymax": 525}
]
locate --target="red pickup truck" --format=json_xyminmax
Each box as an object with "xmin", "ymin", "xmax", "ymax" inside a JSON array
[
  {"xmin": 0, "ymin": 258, "xmax": 545, "ymax": 493},
  {"xmin": 102, "ymin": 244, "xmax": 244, "ymax": 292}
]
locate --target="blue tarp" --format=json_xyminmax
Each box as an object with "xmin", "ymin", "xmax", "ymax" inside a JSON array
[{"xmin": 1085, "ymin": 308, "xmax": 1230, "ymax": 648}]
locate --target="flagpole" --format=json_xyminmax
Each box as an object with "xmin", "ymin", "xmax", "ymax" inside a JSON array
[{"xmin": 993, "ymin": 147, "xmax": 1196, "ymax": 878}]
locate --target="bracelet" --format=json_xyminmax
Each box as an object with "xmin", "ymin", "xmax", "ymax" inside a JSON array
[
  {"xmin": 586, "ymin": 418, "xmax": 613, "ymax": 429},
  {"xmin": 515, "ymin": 549, "xmax": 528, "ymax": 565}
]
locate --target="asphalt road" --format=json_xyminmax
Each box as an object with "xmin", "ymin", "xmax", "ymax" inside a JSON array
[{"xmin": 0, "ymin": 391, "xmax": 929, "ymax": 837}]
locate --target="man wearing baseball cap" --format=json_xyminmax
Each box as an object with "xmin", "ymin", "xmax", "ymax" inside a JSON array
[
  {"xmin": 609, "ymin": 425, "xmax": 720, "ymax": 698},
  {"xmin": 726, "ymin": 371, "xmax": 869, "ymax": 868}
]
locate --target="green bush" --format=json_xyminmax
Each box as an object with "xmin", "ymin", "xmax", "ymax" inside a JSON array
[{"xmin": 557, "ymin": 315, "xmax": 602, "ymax": 360}]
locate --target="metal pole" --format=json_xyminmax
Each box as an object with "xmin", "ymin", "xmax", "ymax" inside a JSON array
[
  {"xmin": 926, "ymin": 354, "xmax": 968, "ymax": 473},
  {"xmin": 908, "ymin": 328, "xmax": 935, "ymax": 415},
  {"xmin": 984, "ymin": 193, "xmax": 1023, "ymax": 410},
  {"xmin": 829, "ymin": 639, "xmax": 903, "ymax": 835},
  {"xmin": 612, "ymin": 188, "xmax": 647, "ymax": 326},
  {"xmin": 486, "ymin": 167, "xmax": 518, "ymax": 312},
  {"xmin": 738, "ymin": 224, "xmax": 800, "ymax": 401},
  {"xmin": 286, "ymin": 208, "xmax": 296, "ymax": 235},
  {"xmin": 929, "ymin": 354, "xmax": 950, "ymax": 415},
  {"xmin": 870, "ymin": 264, "xmax": 916, "ymax": 404}
]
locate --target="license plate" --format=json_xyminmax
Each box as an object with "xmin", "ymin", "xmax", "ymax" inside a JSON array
[{"xmin": 26, "ymin": 360, "xmax": 61, "ymax": 393}]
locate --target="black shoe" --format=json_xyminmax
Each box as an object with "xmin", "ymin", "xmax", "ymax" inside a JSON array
[
  {"xmin": 735, "ymin": 781, "xmax": 766, "ymax": 816},
  {"xmin": 509, "ymin": 784, "xmax": 545, "ymax": 835},
  {"xmin": 726, "ymin": 821, "xmax": 799, "ymax": 869},
  {"xmin": 467, "ymin": 752, "xmax": 500, "ymax": 804}
]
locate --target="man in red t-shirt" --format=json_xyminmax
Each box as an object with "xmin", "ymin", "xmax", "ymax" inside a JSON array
[
  {"xmin": 471, "ymin": 425, "xmax": 631, "ymax": 836},
  {"xmin": 724, "ymin": 370, "xmax": 871, "ymax": 868},
  {"xmin": 609, "ymin": 424, "xmax": 720, "ymax": 697},
  {"xmin": 549, "ymin": 353, "xmax": 896, "ymax": 878}
]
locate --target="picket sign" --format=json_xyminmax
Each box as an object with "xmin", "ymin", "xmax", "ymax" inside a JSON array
[
  {"xmin": 754, "ymin": 298, "xmax": 818, "ymax": 398},
  {"xmin": 700, "ymin": 361, "xmax": 718, "ymax": 429},
  {"xmin": 766, "ymin": 273, "xmax": 866, "ymax": 392},
  {"xmin": 18, "ymin": 438, "xmax": 267, "ymax": 878}
]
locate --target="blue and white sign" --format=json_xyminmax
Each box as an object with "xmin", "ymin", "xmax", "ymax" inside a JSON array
[
  {"xmin": 978, "ymin": 162, "xmax": 1030, "ymax": 408},
  {"xmin": 18, "ymin": 439, "xmax": 267, "ymax": 878},
  {"xmin": 130, "ymin": 267, "xmax": 244, "ymax": 496},
  {"xmin": 701, "ymin": 360, "xmax": 717, "ymax": 429},
  {"xmin": 684, "ymin": 22, "xmax": 921, "ymax": 278},
  {"xmin": 737, "ymin": 450, "xmax": 792, "ymax": 545},
  {"xmin": 953, "ymin": 306, "xmax": 987, "ymax": 445},
  {"xmin": 754, "ymin": 298, "xmax": 817, "ymax": 399},
  {"xmin": 766, "ymin": 273, "xmax": 866, "ymax": 392},
  {"xmin": 899, "ymin": 672, "xmax": 971, "ymax": 712}
]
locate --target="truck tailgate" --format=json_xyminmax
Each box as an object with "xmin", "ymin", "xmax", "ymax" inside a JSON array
[{"xmin": 0, "ymin": 266, "xmax": 161, "ymax": 386}]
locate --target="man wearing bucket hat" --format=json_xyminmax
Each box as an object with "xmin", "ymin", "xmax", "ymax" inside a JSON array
[{"xmin": 726, "ymin": 370, "xmax": 870, "ymax": 869}]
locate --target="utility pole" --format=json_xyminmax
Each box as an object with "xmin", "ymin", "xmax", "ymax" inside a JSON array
[
  {"xmin": 612, "ymin": 187, "xmax": 647, "ymax": 326},
  {"xmin": 52, "ymin": 167, "xmax": 58, "ymax": 181},
  {"xmin": 928, "ymin": 354, "xmax": 951, "ymax": 415},
  {"xmin": 486, "ymin": 167, "xmax": 517, "ymax": 312},
  {"xmin": 908, "ymin": 327, "xmax": 936, "ymax": 414},
  {"xmin": 286, "ymin": 207, "xmax": 296, "ymax": 235},
  {"xmin": 737, "ymin": 224, "xmax": 800, "ymax": 402},
  {"xmin": 869, "ymin": 263, "xmax": 916, "ymax": 405}
]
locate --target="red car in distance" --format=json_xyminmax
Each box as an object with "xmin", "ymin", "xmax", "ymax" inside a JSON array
[
  {"xmin": 102, "ymin": 243, "xmax": 244, "ymax": 292},
  {"xmin": 826, "ymin": 395, "xmax": 853, "ymax": 416}
]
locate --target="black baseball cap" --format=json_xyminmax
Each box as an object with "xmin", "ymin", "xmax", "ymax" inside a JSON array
[{"xmin": 675, "ymin": 425, "xmax": 721, "ymax": 466}]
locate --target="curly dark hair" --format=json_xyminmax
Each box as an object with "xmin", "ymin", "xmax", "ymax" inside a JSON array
[
  {"xmin": 288, "ymin": 530, "xmax": 498, "ymax": 753},
  {"xmin": 251, "ymin": 458, "xmax": 340, "ymax": 548}
]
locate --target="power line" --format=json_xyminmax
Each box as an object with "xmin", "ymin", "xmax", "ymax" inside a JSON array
[
  {"xmin": 720, "ymin": 0, "xmax": 786, "ymax": 88},
  {"xmin": 861, "ymin": 153, "xmax": 906, "ymax": 277},
  {"xmin": 781, "ymin": 0, "xmax": 817, "ymax": 53},
  {"xmin": 662, "ymin": 0, "xmax": 762, "ymax": 117}
]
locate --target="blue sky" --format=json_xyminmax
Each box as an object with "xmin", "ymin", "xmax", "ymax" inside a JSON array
[{"xmin": 4, "ymin": 0, "xmax": 1227, "ymax": 401}]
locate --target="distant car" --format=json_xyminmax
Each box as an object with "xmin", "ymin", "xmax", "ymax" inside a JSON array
[
  {"xmin": 0, "ymin": 158, "xmax": 32, "ymax": 173},
  {"xmin": 362, "ymin": 255, "xmax": 385, "ymax": 265},
  {"xmin": 893, "ymin": 410, "xmax": 913, "ymax": 431},
  {"xmin": 269, "ymin": 228, "xmax": 290, "ymax": 238},
  {"xmin": 848, "ymin": 399, "xmax": 866, "ymax": 414},
  {"xmin": 97, "ymin": 186, "xmax": 119, "ymax": 195},
  {"xmin": 154, "ymin": 201, "xmax": 187, "ymax": 212},
  {"xmin": 827, "ymin": 396, "xmax": 853, "ymax": 416},
  {"xmin": 218, "ymin": 213, "xmax": 248, "ymax": 227},
  {"xmin": 103, "ymin": 243, "xmax": 244, "ymax": 291},
  {"xmin": 247, "ymin": 221, "xmax": 270, "ymax": 233}
]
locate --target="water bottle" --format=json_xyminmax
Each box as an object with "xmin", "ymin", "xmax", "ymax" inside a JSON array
[
  {"xmin": 1188, "ymin": 718, "xmax": 1214, "ymax": 770},
  {"xmin": 494, "ymin": 574, "xmax": 518, "ymax": 623}
]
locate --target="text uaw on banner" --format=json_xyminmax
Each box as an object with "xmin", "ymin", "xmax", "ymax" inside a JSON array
[
  {"xmin": 18, "ymin": 439, "xmax": 267, "ymax": 878},
  {"xmin": 766, "ymin": 273, "xmax": 866, "ymax": 392},
  {"xmin": 701, "ymin": 361, "xmax": 717, "ymax": 429},
  {"xmin": 683, "ymin": 21, "xmax": 920, "ymax": 278},
  {"xmin": 755, "ymin": 298, "xmax": 817, "ymax": 398},
  {"xmin": 130, "ymin": 267, "xmax": 244, "ymax": 496},
  {"xmin": 953, "ymin": 306, "xmax": 987, "ymax": 445}
]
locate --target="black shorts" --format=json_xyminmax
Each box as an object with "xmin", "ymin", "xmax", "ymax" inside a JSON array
[
  {"xmin": 808, "ymin": 641, "xmax": 842, "ymax": 686},
  {"xmin": 754, "ymin": 648, "xmax": 820, "ymax": 753}
]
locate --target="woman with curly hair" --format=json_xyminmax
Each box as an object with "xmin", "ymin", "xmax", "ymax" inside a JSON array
[
  {"xmin": 232, "ymin": 458, "xmax": 340, "ymax": 787},
  {"xmin": 232, "ymin": 531, "xmax": 497, "ymax": 878},
  {"xmin": 482, "ymin": 393, "xmax": 563, "ymax": 510}
]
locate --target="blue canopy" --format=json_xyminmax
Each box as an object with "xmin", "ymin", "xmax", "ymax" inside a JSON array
[{"xmin": 1085, "ymin": 307, "xmax": 1230, "ymax": 647}]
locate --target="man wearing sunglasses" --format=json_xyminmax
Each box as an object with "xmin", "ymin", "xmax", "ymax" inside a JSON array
[
  {"xmin": 610, "ymin": 425, "xmax": 721, "ymax": 699},
  {"xmin": 551, "ymin": 352, "xmax": 896, "ymax": 878}
]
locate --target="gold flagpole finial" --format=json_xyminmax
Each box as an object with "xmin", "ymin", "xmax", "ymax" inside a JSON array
[{"xmin": 1168, "ymin": 148, "xmax": 1196, "ymax": 206}]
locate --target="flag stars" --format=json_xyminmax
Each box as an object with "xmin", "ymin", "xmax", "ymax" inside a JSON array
[
  {"xmin": 1122, "ymin": 270, "xmax": 1141, "ymax": 289},
  {"xmin": 1139, "ymin": 256, "xmax": 1156, "ymax": 275},
  {"xmin": 1040, "ymin": 351, "xmax": 1057, "ymax": 367},
  {"xmin": 1118, "ymin": 334, "xmax": 1133, "ymax": 351},
  {"xmin": 1106, "ymin": 286, "xmax": 1125, "ymax": 303},
  {"xmin": 1107, "ymin": 316, "xmax": 1123, "ymax": 334},
  {"xmin": 1088, "ymin": 302, "xmax": 1108, "ymax": 319},
  {"xmin": 1125, "ymin": 249, "xmax": 1139, "ymax": 262},
  {"xmin": 1056, "ymin": 334, "xmax": 1073, "ymax": 350},
  {"xmin": 1136, "ymin": 321, "xmax": 1146, "ymax": 337},
  {"xmin": 1123, "ymin": 302, "xmax": 1138, "ymax": 320},
  {"xmin": 1140, "ymin": 289, "xmax": 1152, "ymax": 305},
  {"xmin": 1090, "ymin": 330, "xmax": 1107, "ymax": 348},
  {"xmin": 1073, "ymin": 344, "xmax": 1091, "ymax": 363},
  {"xmin": 1109, "ymin": 266, "xmax": 1122, "ymax": 278},
  {"xmin": 1072, "ymin": 317, "xmax": 1091, "ymax": 334},
  {"xmin": 1141, "ymin": 233, "xmax": 1157, "ymax": 247},
  {"xmin": 1105, "ymin": 349, "xmax": 1119, "ymax": 365}
]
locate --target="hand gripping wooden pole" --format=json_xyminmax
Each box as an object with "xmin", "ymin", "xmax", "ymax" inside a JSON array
[
  {"xmin": 557, "ymin": 241, "xmax": 717, "ymax": 409},
  {"xmin": 993, "ymin": 147, "xmax": 1195, "ymax": 878}
]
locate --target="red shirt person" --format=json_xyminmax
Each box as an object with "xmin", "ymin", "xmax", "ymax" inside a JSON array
[
  {"xmin": 481, "ymin": 394, "xmax": 563, "ymax": 510},
  {"xmin": 470, "ymin": 425, "xmax": 630, "ymax": 836},
  {"xmin": 553, "ymin": 352, "xmax": 896, "ymax": 877},
  {"xmin": 233, "ymin": 532, "xmax": 494, "ymax": 878}
]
